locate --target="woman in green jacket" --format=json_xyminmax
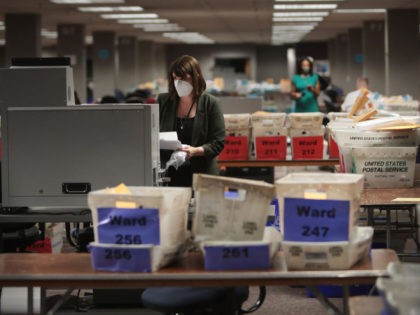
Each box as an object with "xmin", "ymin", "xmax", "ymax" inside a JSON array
[
  {"xmin": 159, "ymin": 55, "xmax": 225, "ymax": 187},
  {"xmin": 291, "ymin": 56, "xmax": 320, "ymax": 113}
]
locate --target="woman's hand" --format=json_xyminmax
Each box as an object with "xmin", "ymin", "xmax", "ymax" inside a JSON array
[
  {"xmin": 291, "ymin": 92, "xmax": 302, "ymax": 100},
  {"xmin": 180, "ymin": 146, "xmax": 205, "ymax": 159}
]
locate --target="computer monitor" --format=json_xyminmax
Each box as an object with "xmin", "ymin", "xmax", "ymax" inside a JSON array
[
  {"xmin": 1, "ymin": 104, "xmax": 159, "ymax": 209},
  {"xmin": 218, "ymin": 96, "xmax": 263, "ymax": 114}
]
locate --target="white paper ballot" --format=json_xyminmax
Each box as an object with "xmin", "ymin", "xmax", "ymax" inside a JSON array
[{"xmin": 159, "ymin": 132, "xmax": 182, "ymax": 150}]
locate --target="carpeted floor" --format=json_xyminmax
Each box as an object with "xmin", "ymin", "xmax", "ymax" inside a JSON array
[{"xmin": 244, "ymin": 286, "xmax": 343, "ymax": 315}]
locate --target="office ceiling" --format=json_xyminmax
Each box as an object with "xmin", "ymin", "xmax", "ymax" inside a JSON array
[{"xmin": 0, "ymin": 0, "xmax": 419, "ymax": 45}]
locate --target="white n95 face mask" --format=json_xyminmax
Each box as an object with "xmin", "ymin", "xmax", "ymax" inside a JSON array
[{"xmin": 174, "ymin": 79, "xmax": 193, "ymax": 97}]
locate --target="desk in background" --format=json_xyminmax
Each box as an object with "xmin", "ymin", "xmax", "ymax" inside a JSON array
[
  {"xmin": 218, "ymin": 158, "xmax": 339, "ymax": 168},
  {"xmin": 361, "ymin": 185, "xmax": 420, "ymax": 252}
]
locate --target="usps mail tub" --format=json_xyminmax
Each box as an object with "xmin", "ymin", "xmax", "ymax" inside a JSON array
[
  {"xmin": 201, "ymin": 227, "xmax": 282, "ymax": 270},
  {"xmin": 251, "ymin": 112, "xmax": 287, "ymax": 136},
  {"xmin": 251, "ymin": 112, "xmax": 288, "ymax": 159},
  {"xmin": 88, "ymin": 187, "xmax": 191, "ymax": 249},
  {"xmin": 282, "ymin": 226, "xmax": 373, "ymax": 270},
  {"xmin": 386, "ymin": 290, "xmax": 420, "ymax": 315},
  {"xmin": 89, "ymin": 242, "xmax": 184, "ymax": 272},
  {"xmin": 275, "ymin": 173, "xmax": 364, "ymax": 240},
  {"xmin": 327, "ymin": 112, "xmax": 351, "ymax": 122},
  {"xmin": 352, "ymin": 146, "xmax": 417, "ymax": 188},
  {"xmin": 224, "ymin": 113, "xmax": 250, "ymax": 137},
  {"xmin": 387, "ymin": 262, "xmax": 420, "ymax": 281},
  {"xmin": 333, "ymin": 129, "xmax": 417, "ymax": 173},
  {"xmin": 288, "ymin": 112, "xmax": 324, "ymax": 129},
  {"xmin": 193, "ymin": 174, "xmax": 275, "ymax": 242}
]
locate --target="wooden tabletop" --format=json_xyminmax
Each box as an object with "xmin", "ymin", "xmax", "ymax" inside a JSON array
[
  {"xmin": 349, "ymin": 296, "xmax": 384, "ymax": 315},
  {"xmin": 0, "ymin": 249, "xmax": 397, "ymax": 289},
  {"xmin": 217, "ymin": 159, "xmax": 339, "ymax": 168},
  {"xmin": 360, "ymin": 184, "xmax": 420, "ymax": 206}
]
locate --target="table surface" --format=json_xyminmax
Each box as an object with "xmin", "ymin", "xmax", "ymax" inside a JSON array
[
  {"xmin": 217, "ymin": 159, "xmax": 339, "ymax": 168},
  {"xmin": 360, "ymin": 185, "xmax": 420, "ymax": 206},
  {"xmin": 0, "ymin": 249, "xmax": 397, "ymax": 289},
  {"xmin": 349, "ymin": 296, "xmax": 384, "ymax": 315},
  {"xmin": 0, "ymin": 209, "xmax": 92, "ymax": 223}
]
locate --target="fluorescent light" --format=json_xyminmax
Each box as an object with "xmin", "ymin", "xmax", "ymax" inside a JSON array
[
  {"xmin": 273, "ymin": 24, "xmax": 315, "ymax": 31},
  {"xmin": 334, "ymin": 9, "xmax": 386, "ymax": 13},
  {"xmin": 276, "ymin": 0, "xmax": 342, "ymax": 1},
  {"xmin": 163, "ymin": 32, "xmax": 214, "ymax": 44},
  {"xmin": 41, "ymin": 29, "xmax": 58, "ymax": 39},
  {"xmin": 0, "ymin": 25, "xmax": 4, "ymax": 31},
  {"xmin": 51, "ymin": 0, "xmax": 123, "ymax": 3},
  {"xmin": 134, "ymin": 23, "xmax": 180, "ymax": 29},
  {"xmin": 101, "ymin": 13, "xmax": 158, "ymax": 19},
  {"xmin": 273, "ymin": 12, "xmax": 329, "ymax": 17},
  {"xmin": 118, "ymin": 19, "xmax": 168, "ymax": 24},
  {"xmin": 273, "ymin": 17, "xmax": 323, "ymax": 22},
  {"xmin": 85, "ymin": 35, "xmax": 93, "ymax": 44},
  {"xmin": 78, "ymin": 6, "xmax": 143, "ymax": 12},
  {"xmin": 141, "ymin": 24, "xmax": 185, "ymax": 32},
  {"xmin": 274, "ymin": 4, "xmax": 337, "ymax": 10}
]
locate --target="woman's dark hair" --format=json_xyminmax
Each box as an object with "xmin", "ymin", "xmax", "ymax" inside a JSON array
[
  {"xmin": 297, "ymin": 56, "xmax": 314, "ymax": 75},
  {"xmin": 168, "ymin": 55, "xmax": 206, "ymax": 103}
]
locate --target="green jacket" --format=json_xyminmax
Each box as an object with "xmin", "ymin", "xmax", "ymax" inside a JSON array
[{"xmin": 158, "ymin": 92, "xmax": 225, "ymax": 175}]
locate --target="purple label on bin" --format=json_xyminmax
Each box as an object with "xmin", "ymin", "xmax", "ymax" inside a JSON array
[
  {"xmin": 97, "ymin": 208, "xmax": 160, "ymax": 245},
  {"xmin": 284, "ymin": 198, "xmax": 349, "ymax": 242},
  {"xmin": 90, "ymin": 244, "xmax": 152, "ymax": 272},
  {"xmin": 204, "ymin": 244, "xmax": 270, "ymax": 270},
  {"xmin": 266, "ymin": 198, "xmax": 280, "ymax": 231}
]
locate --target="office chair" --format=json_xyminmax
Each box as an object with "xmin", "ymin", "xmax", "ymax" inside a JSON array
[{"xmin": 141, "ymin": 285, "xmax": 266, "ymax": 315}]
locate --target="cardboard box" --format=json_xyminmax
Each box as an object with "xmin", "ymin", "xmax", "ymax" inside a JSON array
[{"xmin": 193, "ymin": 174, "xmax": 275, "ymax": 242}]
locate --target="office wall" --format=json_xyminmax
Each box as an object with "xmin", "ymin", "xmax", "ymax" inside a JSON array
[
  {"xmin": 256, "ymin": 45, "xmax": 289, "ymax": 82},
  {"xmin": 137, "ymin": 41, "xmax": 167, "ymax": 84},
  {"xmin": 0, "ymin": 46, "xmax": 5, "ymax": 68},
  {"xmin": 165, "ymin": 44, "xmax": 258, "ymax": 81},
  {"xmin": 295, "ymin": 41, "xmax": 328, "ymax": 60}
]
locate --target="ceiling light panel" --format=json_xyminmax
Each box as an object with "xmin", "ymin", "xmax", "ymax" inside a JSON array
[
  {"xmin": 163, "ymin": 32, "xmax": 214, "ymax": 44},
  {"xmin": 273, "ymin": 24, "xmax": 315, "ymax": 30},
  {"xmin": 334, "ymin": 9, "xmax": 386, "ymax": 13},
  {"xmin": 273, "ymin": 17, "xmax": 323, "ymax": 22},
  {"xmin": 142, "ymin": 25, "xmax": 185, "ymax": 32},
  {"xmin": 101, "ymin": 13, "xmax": 158, "ymax": 19},
  {"xmin": 51, "ymin": 0, "xmax": 124, "ymax": 3},
  {"xmin": 274, "ymin": 4, "xmax": 337, "ymax": 10},
  {"xmin": 41, "ymin": 29, "xmax": 58, "ymax": 38},
  {"xmin": 273, "ymin": 12, "xmax": 329, "ymax": 17},
  {"xmin": 78, "ymin": 6, "xmax": 143, "ymax": 12},
  {"xmin": 275, "ymin": 0, "xmax": 342, "ymax": 1},
  {"xmin": 118, "ymin": 19, "xmax": 168, "ymax": 24}
]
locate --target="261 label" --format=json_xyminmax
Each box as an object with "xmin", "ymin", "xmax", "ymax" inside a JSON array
[{"xmin": 222, "ymin": 247, "xmax": 249, "ymax": 259}]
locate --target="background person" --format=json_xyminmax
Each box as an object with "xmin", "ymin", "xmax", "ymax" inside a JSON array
[
  {"xmin": 158, "ymin": 55, "xmax": 225, "ymax": 187},
  {"xmin": 291, "ymin": 57, "xmax": 320, "ymax": 113},
  {"xmin": 341, "ymin": 77, "xmax": 372, "ymax": 112}
]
